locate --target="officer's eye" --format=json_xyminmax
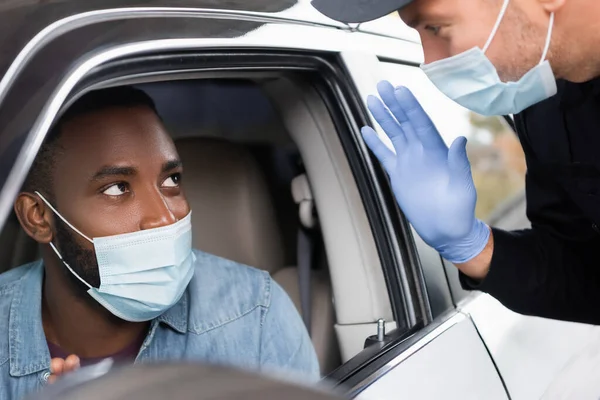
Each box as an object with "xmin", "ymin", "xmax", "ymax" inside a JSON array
[{"xmin": 425, "ymin": 25, "xmax": 441, "ymax": 36}]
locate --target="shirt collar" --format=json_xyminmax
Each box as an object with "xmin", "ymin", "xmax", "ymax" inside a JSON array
[
  {"xmin": 155, "ymin": 289, "xmax": 189, "ymax": 334},
  {"xmin": 559, "ymin": 77, "xmax": 600, "ymax": 109},
  {"xmin": 9, "ymin": 261, "xmax": 50, "ymax": 377}
]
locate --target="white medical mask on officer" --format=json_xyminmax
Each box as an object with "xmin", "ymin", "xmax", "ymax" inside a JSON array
[{"xmin": 420, "ymin": 0, "xmax": 557, "ymax": 116}]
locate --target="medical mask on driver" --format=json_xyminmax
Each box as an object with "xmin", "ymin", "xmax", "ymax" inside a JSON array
[
  {"xmin": 35, "ymin": 191, "xmax": 195, "ymax": 322},
  {"xmin": 420, "ymin": 0, "xmax": 557, "ymax": 116}
]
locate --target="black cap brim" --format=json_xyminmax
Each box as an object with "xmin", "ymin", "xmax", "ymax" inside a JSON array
[{"xmin": 311, "ymin": 0, "xmax": 412, "ymax": 23}]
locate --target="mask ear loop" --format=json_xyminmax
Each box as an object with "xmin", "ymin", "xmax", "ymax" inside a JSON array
[
  {"xmin": 539, "ymin": 12, "xmax": 554, "ymax": 64},
  {"xmin": 483, "ymin": 0, "xmax": 511, "ymax": 53},
  {"xmin": 34, "ymin": 191, "xmax": 93, "ymax": 243},
  {"xmin": 34, "ymin": 191, "xmax": 94, "ymax": 289},
  {"xmin": 47, "ymin": 242, "xmax": 93, "ymax": 289}
]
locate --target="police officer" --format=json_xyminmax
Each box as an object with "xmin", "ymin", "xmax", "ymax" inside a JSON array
[{"xmin": 312, "ymin": 0, "xmax": 600, "ymax": 324}]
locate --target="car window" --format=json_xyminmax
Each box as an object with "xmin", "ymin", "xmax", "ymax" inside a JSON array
[{"xmin": 377, "ymin": 62, "xmax": 526, "ymax": 223}]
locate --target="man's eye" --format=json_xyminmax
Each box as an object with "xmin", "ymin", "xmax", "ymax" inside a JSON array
[
  {"xmin": 103, "ymin": 182, "xmax": 128, "ymax": 196},
  {"xmin": 162, "ymin": 173, "xmax": 181, "ymax": 188},
  {"xmin": 425, "ymin": 25, "xmax": 441, "ymax": 35}
]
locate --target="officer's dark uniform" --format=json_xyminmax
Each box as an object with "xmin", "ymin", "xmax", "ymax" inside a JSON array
[{"xmin": 461, "ymin": 78, "xmax": 600, "ymax": 325}]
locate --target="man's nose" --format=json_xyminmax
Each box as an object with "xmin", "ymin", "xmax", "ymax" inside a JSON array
[
  {"xmin": 422, "ymin": 47, "xmax": 446, "ymax": 65},
  {"xmin": 139, "ymin": 191, "xmax": 177, "ymax": 230},
  {"xmin": 421, "ymin": 38, "xmax": 451, "ymax": 65}
]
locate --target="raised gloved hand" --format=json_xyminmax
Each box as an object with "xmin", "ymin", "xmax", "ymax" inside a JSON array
[{"xmin": 361, "ymin": 81, "xmax": 490, "ymax": 264}]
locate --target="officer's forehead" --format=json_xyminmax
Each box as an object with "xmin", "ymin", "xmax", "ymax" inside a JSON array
[{"xmin": 399, "ymin": 0, "xmax": 491, "ymax": 28}]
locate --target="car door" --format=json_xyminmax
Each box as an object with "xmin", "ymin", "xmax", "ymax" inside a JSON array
[
  {"xmin": 335, "ymin": 51, "xmax": 509, "ymax": 400},
  {"xmin": 0, "ymin": 3, "xmax": 511, "ymax": 398},
  {"xmin": 354, "ymin": 47, "xmax": 600, "ymax": 400}
]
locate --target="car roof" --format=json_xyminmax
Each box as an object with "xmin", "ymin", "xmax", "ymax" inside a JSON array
[
  {"xmin": 0, "ymin": 1, "xmax": 337, "ymax": 81},
  {"xmin": 0, "ymin": 0, "xmax": 417, "ymax": 78},
  {"xmin": 0, "ymin": 0, "xmax": 421, "ymax": 230}
]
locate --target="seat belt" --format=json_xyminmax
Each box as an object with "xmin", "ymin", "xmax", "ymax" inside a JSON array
[
  {"xmin": 292, "ymin": 174, "xmax": 317, "ymax": 335},
  {"xmin": 297, "ymin": 227, "xmax": 313, "ymax": 334}
]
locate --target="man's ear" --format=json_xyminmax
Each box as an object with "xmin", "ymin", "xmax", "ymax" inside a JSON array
[
  {"xmin": 14, "ymin": 193, "xmax": 54, "ymax": 244},
  {"xmin": 538, "ymin": 0, "xmax": 566, "ymax": 13}
]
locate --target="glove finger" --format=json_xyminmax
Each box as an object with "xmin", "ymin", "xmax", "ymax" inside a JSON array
[
  {"xmin": 395, "ymin": 86, "xmax": 447, "ymax": 150},
  {"xmin": 367, "ymin": 95, "xmax": 408, "ymax": 150},
  {"xmin": 377, "ymin": 81, "xmax": 418, "ymax": 144},
  {"xmin": 448, "ymin": 136, "xmax": 473, "ymax": 187},
  {"xmin": 376, "ymin": 81, "xmax": 418, "ymax": 145},
  {"xmin": 362, "ymin": 126, "xmax": 396, "ymax": 174}
]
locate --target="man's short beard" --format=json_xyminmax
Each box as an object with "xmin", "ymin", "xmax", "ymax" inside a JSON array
[
  {"xmin": 54, "ymin": 218, "xmax": 101, "ymax": 295},
  {"xmin": 53, "ymin": 219, "xmax": 128, "ymax": 324},
  {"xmin": 494, "ymin": 3, "xmax": 550, "ymax": 83}
]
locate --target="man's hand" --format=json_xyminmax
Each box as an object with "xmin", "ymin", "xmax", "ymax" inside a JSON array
[
  {"xmin": 48, "ymin": 355, "xmax": 80, "ymax": 384},
  {"xmin": 361, "ymin": 81, "xmax": 492, "ymax": 272}
]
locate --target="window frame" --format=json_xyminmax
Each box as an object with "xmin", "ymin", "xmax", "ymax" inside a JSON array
[
  {"xmin": 1, "ymin": 48, "xmax": 440, "ymax": 389},
  {"xmin": 74, "ymin": 48, "xmax": 418, "ymax": 324},
  {"xmin": 360, "ymin": 58, "xmax": 457, "ymax": 320}
]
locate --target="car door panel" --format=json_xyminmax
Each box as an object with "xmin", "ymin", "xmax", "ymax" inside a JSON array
[
  {"xmin": 371, "ymin": 57, "xmax": 600, "ymax": 399},
  {"xmin": 464, "ymin": 293, "xmax": 600, "ymax": 399},
  {"xmin": 356, "ymin": 314, "xmax": 508, "ymax": 400}
]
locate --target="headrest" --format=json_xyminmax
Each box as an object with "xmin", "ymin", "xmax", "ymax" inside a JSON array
[
  {"xmin": 175, "ymin": 137, "xmax": 284, "ymax": 273},
  {"xmin": 291, "ymin": 174, "xmax": 317, "ymax": 229}
]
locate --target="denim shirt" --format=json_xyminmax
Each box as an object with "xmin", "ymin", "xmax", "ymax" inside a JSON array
[{"xmin": 0, "ymin": 250, "xmax": 319, "ymax": 400}]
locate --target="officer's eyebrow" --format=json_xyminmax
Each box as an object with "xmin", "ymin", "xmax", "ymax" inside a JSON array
[{"xmin": 404, "ymin": 10, "xmax": 421, "ymax": 29}]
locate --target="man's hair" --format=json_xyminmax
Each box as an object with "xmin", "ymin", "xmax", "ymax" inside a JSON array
[{"xmin": 22, "ymin": 86, "xmax": 159, "ymax": 199}]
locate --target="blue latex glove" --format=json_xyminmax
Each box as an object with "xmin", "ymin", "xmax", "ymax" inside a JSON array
[{"xmin": 361, "ymin": 81, "xmax": 490, "ymax": 264}]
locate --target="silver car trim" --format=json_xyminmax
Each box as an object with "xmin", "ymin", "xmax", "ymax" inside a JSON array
[
  {"xmin": 349, "ymin": 312, "xmax": 467, "ymax": 395},
  {"xmin": 0, "ymin": 7, "xmax": 343, "ymax": 109},
  {"xmin": 65, "ymin": 69, "xmax": 293, "ymax": 111},
  {"xmin": 0, "ymin": 19, "xmax": 422, "ymax": 228}
]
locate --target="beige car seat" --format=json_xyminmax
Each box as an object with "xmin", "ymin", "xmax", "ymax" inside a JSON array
[{"xmin": 175, "ymin": 137, "xmax": 340, "ymax": 374}]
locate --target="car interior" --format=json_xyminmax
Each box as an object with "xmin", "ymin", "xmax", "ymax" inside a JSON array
[{"xmin": 0, "ymin": 75, "xmax": 396, "ymax": 376}]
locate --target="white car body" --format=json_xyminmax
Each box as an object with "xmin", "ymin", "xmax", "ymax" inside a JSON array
[{"xmin": 0, "ymin": 2, "xmax": 597, "ymax": 399}]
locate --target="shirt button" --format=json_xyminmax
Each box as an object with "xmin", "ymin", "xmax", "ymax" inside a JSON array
[{"xmin": 41, "ymin": 371, "xmax": 51, "ymax": 383}]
